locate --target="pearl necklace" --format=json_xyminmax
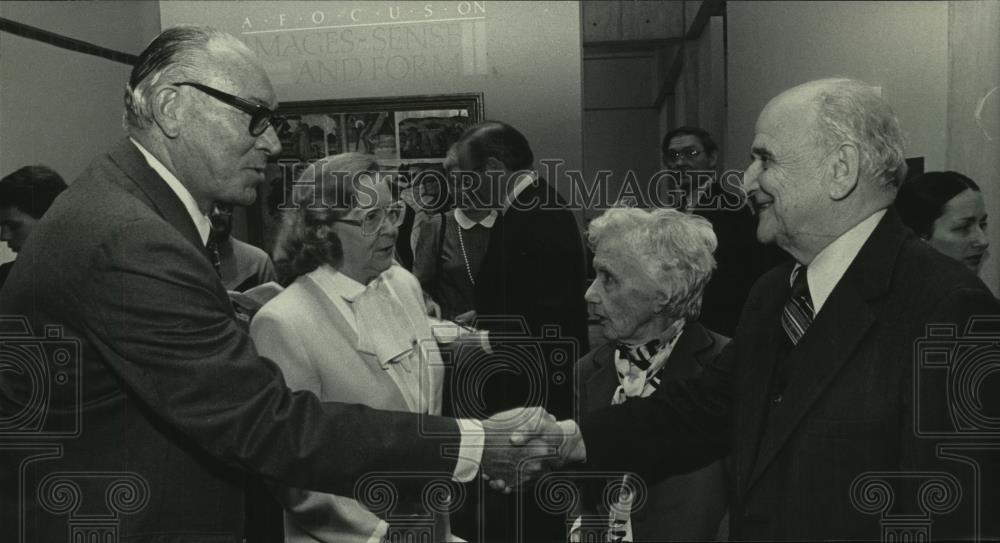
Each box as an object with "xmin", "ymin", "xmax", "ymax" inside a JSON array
[{"xmin": 456, "ymin": 223, "xmax": 475, "ymax": 286}]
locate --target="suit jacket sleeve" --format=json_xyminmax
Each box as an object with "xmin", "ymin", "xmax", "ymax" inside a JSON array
[
  {"xmin": 413, "ymin": 213, "xmax": 443, "ymax": 298},
  {"xmin": 80, "ymin": 217, "xmax": 461, "ymax": 497},
  {"xmin": 506, "ymin": 207, "xmax": 588, "ymax": 343},
  {"xmin": 579, "ymin": 340, "xmax": 734, "ymax": 483},
  {"xmin": 531, "ymin": 208, "xmax": 589, "ymax": 337}
]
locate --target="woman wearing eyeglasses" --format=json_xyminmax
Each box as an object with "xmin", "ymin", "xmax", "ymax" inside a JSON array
[{"xmin": 250, "ymin": 153, "xmax": 459, "ymax": 543}]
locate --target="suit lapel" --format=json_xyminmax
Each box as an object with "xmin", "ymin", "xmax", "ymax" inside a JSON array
[
  {"xmin": 585, "ymin": 344, "xmax": 619, "ymax": 411},
  {"xmin": 660, "ymin": 322, "xmax": 715, "ymax": 381},
  {"xmin": 745, "ymin": 210, "xmax": 904, "ymax": 489},
  {"xmin": 747, "ymin": 280, "xmax": 875, "ymax": 486},
  {"xmin": 105, "ymin": 139, "xmax": 207, "ymax": 255},
  {"xmin": 475, "ymin": 180, "xmax": 547, "ymax": 306},
  {"xmin": 737, "ymin": 265, "xmax": 793, "ymax": 491}
]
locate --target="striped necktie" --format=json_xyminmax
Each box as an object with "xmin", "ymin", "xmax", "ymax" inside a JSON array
[{"xmin": 780, "ymin": 266, "xmax": 813, "ymax": 345}]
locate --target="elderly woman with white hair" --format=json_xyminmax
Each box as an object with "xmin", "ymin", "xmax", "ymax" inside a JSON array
[
  {"xmin": 572, "ymin": 206, "xmax": 728, "ymax": 542},
  {"xmin": 250, "ymin": 153, "xmax": 462, "ymax": 543}
]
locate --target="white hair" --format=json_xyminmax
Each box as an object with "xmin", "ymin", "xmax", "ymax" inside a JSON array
[
  {"xmin": 809, "ymin": 78, "xmax": 908, "ymax": 187},
  {"xmin": 587, "ymin": 206, "xmax": 718, "ymax": 321}
]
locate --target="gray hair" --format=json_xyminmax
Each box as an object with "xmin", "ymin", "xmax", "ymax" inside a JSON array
[
  {"xmin": 809, "ymin": 78, "xmax": 907, "ymax": 188},
  {"xmin": 587, "ymin": 207, "xmax": 718, "ymax": 321},
  {"xmin": 282, "ymin": 153, "xmax": 381, "ymax": 280},
  {"xmin": 123, "ymin": 25, "xmax": 248, "ymax": 130}
]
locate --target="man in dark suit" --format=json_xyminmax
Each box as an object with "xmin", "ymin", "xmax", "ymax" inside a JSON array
[
  {"xmin": 661, "ymin": 126, "xmax": 787, "ymax": 337},
  {"xmin": 569, "ymin": 78, "xmax": 1000, "ymax": 540},
  {"xmin": 444, "ymin": 121, "xmax": 590, "ymax": 541},
  {"xmin": 451, "ymin": 121, "xmax": 590, "ymax": 421},
  {"xmin": 0, "ymin": 26, "xmax": 570, "ymax": 542},
  {"xmin": 574, "ymin": 206, "xmax": 728, "ymax": 542}
]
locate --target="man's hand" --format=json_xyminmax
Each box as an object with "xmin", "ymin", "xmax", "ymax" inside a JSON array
[{"xmin": 480, "ymin": 407, "xmax": 565, "ymax": 492}]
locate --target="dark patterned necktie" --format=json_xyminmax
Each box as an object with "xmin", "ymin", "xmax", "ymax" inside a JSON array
[
  {"xmin": 205, "ymin": 237, "xmax": 222, "ymax": 277},
  {"xmin": 780, "ymin": 266, "xmax": 813, "ymax": 346}
]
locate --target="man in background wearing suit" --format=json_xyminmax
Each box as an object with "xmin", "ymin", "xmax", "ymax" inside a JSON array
[
  {"xmin": 574, "ymin": 206, "xmax": 728, "ymax": 542},
  {"xmin": 441, "ymin": 121, "xmax": 590, "ymax": 541},
  {"xmin": 661, "ymin": 126, "xmax": 787, "ymax": 336},
  {"xmin": 0, "ymin": 26, "xmax": 573, "ymax": 542},
  {"xmin": 572, "ymin": 78, "xmax": 1000, "ymax": 540},
  {"xmin": 450, "ymin": 120, "xmax": 590, "ymax": 420}
]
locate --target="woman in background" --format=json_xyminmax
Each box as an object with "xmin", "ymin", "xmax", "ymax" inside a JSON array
[
  {"xmin": 896, "ymin": 170, "xmax": 989, "ymax": 273},
  {"xmin": 250, "ymin": 153, "xmax": 457, "ymax": 543}
]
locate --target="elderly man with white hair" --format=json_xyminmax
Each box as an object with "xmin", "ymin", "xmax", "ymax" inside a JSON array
[
  {"xmin": 572, "ymin": 206, "xmax": 727, "ymax": 542},
  {"xmin": 566, "ymin": 78, "xmax": 1000, "ymax": 541}
]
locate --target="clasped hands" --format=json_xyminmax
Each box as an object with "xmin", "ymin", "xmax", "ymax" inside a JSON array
[{"xmin": 479, "ymin": 407, "xmax": 585, "ymax": 493}]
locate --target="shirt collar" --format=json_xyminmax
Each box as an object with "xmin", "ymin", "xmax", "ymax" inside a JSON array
[
  {"xmin": 308, "ymin": 263, "xmax": 368, "ymax": 303},
  {"xmin": 453, "ymin": 172, "xmax": 536, "ymax": 230},
  {"xmin": 130, "ymin": 138, "xmax": 212, "ymax": 245},
  {"xmin": 799, "ymin": 209, "xmax": 886, "ymax": 314},
  {"xmin": 454, "ymin": 208, "xmax": 498, "ymax": 229}
]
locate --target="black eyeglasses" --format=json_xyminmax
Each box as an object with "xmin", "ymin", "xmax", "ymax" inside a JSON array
[
  {"xmin": 665, "ymin": 148, "xmax": 704, "ymax": 162},
  {"xmin": 174, "ymin": 82, "xmax": 282, "ymax": 137}
]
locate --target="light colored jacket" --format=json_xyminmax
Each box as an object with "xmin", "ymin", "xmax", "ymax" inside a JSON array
[{"xmin": 251, "ymin": 265, "xmax": 452, "ymax": 543}]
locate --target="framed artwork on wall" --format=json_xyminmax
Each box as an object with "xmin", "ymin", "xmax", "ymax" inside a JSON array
[
  {"xmin": 242, "ymin": 92, "xmax": 485, "ymax": 254},
  {"xmin": 270, "ymin": 92, "xmax": 484, "ymax": 166}
]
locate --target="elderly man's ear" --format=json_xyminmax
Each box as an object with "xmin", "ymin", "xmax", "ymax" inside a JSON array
[
  {"xmin": 152, "ymin": 85, "xmax": 184, "ymax": 138},
  {"xmin": 653, "ymin": 295, "xmax": 670, "ymax": 315},
  {"xmin": 826, "ymin": 143, "xmax": 861, "ymax": 200}
]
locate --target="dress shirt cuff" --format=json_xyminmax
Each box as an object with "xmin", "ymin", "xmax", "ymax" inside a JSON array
[
  {"xmin": 568, "ymin": 515, "xmax": 583, "ymax": 542},
  {"xmin": 369, "ymin": 520, "xmax": 389, "ymax": 543},
  {"xmin": 428, "ymin": 318, "xmax": 491, "ymax": 353},
  {"xmin": 558, "ymin": 419, "xmax": 587, "ymax": 463},
  {"xmin": 453, "ymin": 418, "xmax": 485, "ymax": 483}
]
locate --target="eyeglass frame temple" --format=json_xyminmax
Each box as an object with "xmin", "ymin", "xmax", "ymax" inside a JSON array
[{"xmin": 173, "ymin": 81, "xmax": 281, "ymax": 136}]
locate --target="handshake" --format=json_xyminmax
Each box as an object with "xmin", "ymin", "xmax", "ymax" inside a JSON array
[{"xmin": 476, "ymin": 407, "xmax": 586, "ymax": 493}]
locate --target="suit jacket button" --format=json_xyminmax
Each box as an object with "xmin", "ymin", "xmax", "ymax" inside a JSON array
[{"xmin": 771, "ymin": 393, "xmax": 783, "ymax": 404}]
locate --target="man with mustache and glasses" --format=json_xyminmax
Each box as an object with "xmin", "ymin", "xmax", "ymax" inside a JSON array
[
  {"xmin": 661, "ymin": 126, "xmax": 787, "ymax": 337},
  {"xmin": 0, "ymin": 26, "xmax": 576, "ymax": 542},
  {"xmin": 570, "ymin": 79, "xmax": 1000, "ymax": 541}
]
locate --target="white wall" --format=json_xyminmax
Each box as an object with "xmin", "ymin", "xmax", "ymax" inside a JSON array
[
  {"xmin": 582, "ymin": 52, "xmax": 660, "ymax": 218},
  {"xmin": 0, "ymin": 0, "xmax": 161, "ymax": 263},
  {"xmin": 946, "ymin": 1, "xmax": 1000, "ymax": 295},
  {"xmin": 725, "ymin": 1, "xmax": 949, "ymax": 173}
]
